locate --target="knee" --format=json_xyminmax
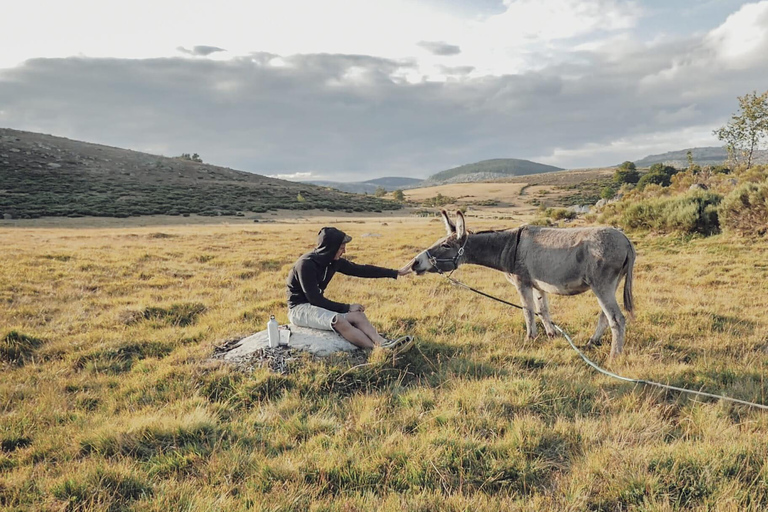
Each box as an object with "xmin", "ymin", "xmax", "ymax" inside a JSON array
[
  {"xmin": 345, "ymin": 311, "xmax": 366, "ymax": 323},
  {"xmin": 333, "ymin": 315, "xmax": 351, "ymax": 331}
]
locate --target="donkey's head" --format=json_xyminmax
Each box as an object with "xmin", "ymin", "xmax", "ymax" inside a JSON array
[{"xmin": 408, "ymin": 210, "xmax": 469, "ymax": 275}]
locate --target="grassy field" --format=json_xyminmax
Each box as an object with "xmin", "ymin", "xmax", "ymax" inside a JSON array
[{"xmin": 2, "ymin": 216, "xmax": 768, "ymax": 511}]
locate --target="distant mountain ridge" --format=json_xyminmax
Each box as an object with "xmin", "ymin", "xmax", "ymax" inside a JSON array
[
  {"xmin": 633, "ymin": 146, "xmax": 768, "ymax": 168},
  {"xmin": 424, "ymin": 158, "xmax": 563, "ymax": 185},
  {"xmin": 305, "ymin": 177, "xmax": 423, "ymax": 194}
]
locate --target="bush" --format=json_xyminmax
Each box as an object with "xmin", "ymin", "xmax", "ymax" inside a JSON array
[
  {"xmin": 422, "ymin": 193, "xmax": 455, "ymax": 207},
  {"xmin": 719, "ymin": 181, "xmax": 768, "ymax": 235},
  {"xmin": 637, "ymin": 164, "xmax": 680, "ymax": 189},
  {"xmin": 545, "ymin": 208, "xmax": 577, "ymax": 221},
  {"xmin": 614, "ymin": 161, "xmax": 639, "ymax": 185},
  {"xmin": 600, "ymin": 186, "xmax": 616, "ymax": 200},
  {"xmin": 601, "ymin": 191, "xmax": 722, "ymax": 235}
]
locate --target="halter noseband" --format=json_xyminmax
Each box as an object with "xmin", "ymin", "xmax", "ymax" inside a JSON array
[{"xmin": 425, "ymin": 235, "xmax": 468, "ymax": 274}]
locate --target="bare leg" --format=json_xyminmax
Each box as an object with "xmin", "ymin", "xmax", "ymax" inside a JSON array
[
  {"xmin": 533, "ymin": 289, "xmax": 556, "ymax": 338},
  {"xmin": 345, "ymin": 311, "xmax": 388, "ymax": 345},
  {"xmin": 333, "ymin": 316, "xmax": 376, "ymax": 349}
]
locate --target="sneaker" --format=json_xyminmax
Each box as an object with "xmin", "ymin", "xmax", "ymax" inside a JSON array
[{"xmin": 381, "ymin": 335, "xmax": 415, "ymax": 355}]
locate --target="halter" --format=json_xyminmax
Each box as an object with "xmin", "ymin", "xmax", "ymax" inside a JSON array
[{"xmin": 425, "ymin": 235, "xmax": 468, "ymax": 275}]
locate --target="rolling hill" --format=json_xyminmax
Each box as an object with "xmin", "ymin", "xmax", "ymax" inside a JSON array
[
  {"xmin": 0, "ymin": 129, "xmax": 400, "ymax": 219},
  {"xmin": 424, "ymin": 158, "xmax": 563, "ymax": 185}
]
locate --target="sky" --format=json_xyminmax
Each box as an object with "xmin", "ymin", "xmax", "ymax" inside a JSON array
[{"xmin": 1, "ymin": 0, "xmax": 767, "ymax": 181}]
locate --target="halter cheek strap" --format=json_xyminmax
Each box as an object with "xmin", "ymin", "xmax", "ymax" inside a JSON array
[{"xmin": 425, "ymin": 236, "xmax": 468, "ymax": 274}]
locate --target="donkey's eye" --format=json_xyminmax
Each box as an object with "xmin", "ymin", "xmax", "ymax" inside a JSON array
[{"xmin": 440, "ymin": 243, "xmax": 452, "ymax": 249}]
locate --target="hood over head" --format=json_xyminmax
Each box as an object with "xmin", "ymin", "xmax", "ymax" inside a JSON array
[{"xmin": 314, "ymin": 227, "xmax": 352, "ymax": 264}]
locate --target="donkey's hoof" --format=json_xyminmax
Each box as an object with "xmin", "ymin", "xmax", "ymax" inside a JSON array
[
  {"xmin": 586, "ymin": 338, "xmax": 604, "ymax": 347},
  {"xmin": 546, "ymin": 331, "xmax": 557, "ymax": 339}
]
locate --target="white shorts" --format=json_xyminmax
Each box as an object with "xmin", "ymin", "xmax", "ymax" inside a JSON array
[{"xmin": 288, "ymin": 303, "xmax": 344, "ymax": 331}]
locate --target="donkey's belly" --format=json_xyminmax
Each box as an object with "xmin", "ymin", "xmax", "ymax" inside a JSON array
[{"xmin": 533, "ymin": 279, "xmax": 588, "ymax": 296}]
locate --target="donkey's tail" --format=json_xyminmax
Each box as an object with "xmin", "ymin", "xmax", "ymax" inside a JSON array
[{"xmin": 623, "ymin": 237, "xmax": 636, "ymax": 320}]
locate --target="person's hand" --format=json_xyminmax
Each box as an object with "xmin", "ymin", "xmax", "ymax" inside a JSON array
[
  {"xmin": 349, "ymin": 303, "xmax": 365, "ymax": 312},
  {"xmin": 398, "ymin": 261, "xmax": 413, "ymax": 276}
]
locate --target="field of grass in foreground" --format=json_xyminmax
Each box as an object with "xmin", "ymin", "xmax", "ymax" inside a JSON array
[{"xmin": 1, "ymin": 219, "xmax": 768, "ymax": 511}]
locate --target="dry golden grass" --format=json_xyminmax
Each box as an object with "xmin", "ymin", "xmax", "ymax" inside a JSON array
[
  {"xmin": 396, "ymin": 183, "xmax": 528, "ymax": 204},
  {"xmin": 2, "ymin": 215, "xmax": 768, "ymax": 511}
]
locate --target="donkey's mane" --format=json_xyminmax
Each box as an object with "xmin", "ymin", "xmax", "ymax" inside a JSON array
[{"xmin": 473, "ymin": 229, "xmax": 506, "ymax": 235}]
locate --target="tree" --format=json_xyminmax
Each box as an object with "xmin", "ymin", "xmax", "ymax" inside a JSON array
[
  {"xmin": 179, "ymin": 153, "xmax": 203, "ymax": 163},
  {"xmin": 714, "ymin": 90, "xmax": 768, "ymax": 169},
  {"xmin": 614, "ymin": 161, "xmax": 639, "ymax": 185},
  {"xmin": 392, "ymin": 189, "xmax": 405, "ymax": 201},
  {"xmin": 637, "ymin": 163, "xmax": 678, "ymax": 189},
  {"xmin": 374, "ymin": 186, "xmax": 387, "ymax": 197}
]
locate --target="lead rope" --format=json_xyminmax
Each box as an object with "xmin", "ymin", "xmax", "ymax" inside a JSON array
[{"xmin": 437, "ymin": 272, "xmax": 768, "ymax": 411}]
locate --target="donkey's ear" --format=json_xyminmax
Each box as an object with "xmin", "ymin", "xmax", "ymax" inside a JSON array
[
  {"xmin": 455, "ymin": 210, "xmax": 467, "ymax": 240},
  {"xmin": 441, "ymin": 209, "xmax": 456, "ymax": 235}
]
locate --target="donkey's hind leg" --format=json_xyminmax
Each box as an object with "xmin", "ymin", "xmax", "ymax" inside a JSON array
[
  {"xmin": 587, "ymin": 311, "xmax": 609, "ymax": 346},
  {"xmin": 533, "ymin": 289, "xmax": 557, "ymax": 338},
  {"xmin": 594, "ymin": 287, "xmax": 626, "ymax": 358}
]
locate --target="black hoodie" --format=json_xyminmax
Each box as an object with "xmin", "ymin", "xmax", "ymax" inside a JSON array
[{"xmin": 285, "ymin": 227, "xmax": 398, "ymax": 312}]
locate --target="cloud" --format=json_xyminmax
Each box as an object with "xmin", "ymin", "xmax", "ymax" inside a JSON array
[
  {"xmin": 1, "ymin": 3, "xmax": 767, "ymax": 177},
  {"xmin": 177, "ymin": 45, "xmax": 226, "ymax": 56},
  {"xmin": 704, "ymin": 1, "xmax": 768, "ymax": 67},
  {"xmin": 268, "ymin": 171, "xmax": 317, "ymax": 181},
  {"xmin": 417, "ymin": 41, "xmax": 461, "ymax": 56}
]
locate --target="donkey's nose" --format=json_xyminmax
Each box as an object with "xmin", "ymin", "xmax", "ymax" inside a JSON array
[{"xmin": 399, "ymin": 260, "xmax": 415, "ymax": 275}]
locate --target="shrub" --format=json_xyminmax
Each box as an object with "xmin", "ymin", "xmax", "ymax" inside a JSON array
[
  {"xmin": 422, "ymin": 193, "xmax": 456, "ymax": 207},
  {"xmin": 601, "ymin": 191, "xmax": 722, "ymax": 235},
  {"xmin": 545, "ymin": 208, "xmax": 577, "ymax": 221},
  {"xmin": 637, "ymin": 164, "xmax": 680, "ymax": 189},
  {"xmin": 614, "ymin": 161, "xmax": 639, "ymax": 185},
  {"xmin": 600, "ymin": 186, "xmax": 616, "ymax": 200},
  {"xmin": 719, "ymin": 181, "xmax": 768, "ymax": 235}
]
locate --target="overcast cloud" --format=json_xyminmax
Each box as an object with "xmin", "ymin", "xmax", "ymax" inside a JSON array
[
  {"xmin": 1, "ymin": 0, "xmax": 767, "ymax": 180},
  {"xmin": 177, "ymin": 45, "xmax": 226, "ymax": 57},
  {"xmin": 418, "ymin": 41, "xmax": 462, "ymax": 56}
]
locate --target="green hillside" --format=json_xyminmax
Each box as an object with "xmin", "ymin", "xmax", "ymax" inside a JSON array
[
  {"xmin": 0, "ymin": 129, "xmax": 400, "ymax": 219},
  {"xmin": 427, "ymin": 158, "xmax": 563, "ymax": 183}
]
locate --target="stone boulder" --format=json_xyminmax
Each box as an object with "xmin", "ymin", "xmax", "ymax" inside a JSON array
[{"xmin": 219, "ymin": 324, "xmax": 358, "ymax": 364}]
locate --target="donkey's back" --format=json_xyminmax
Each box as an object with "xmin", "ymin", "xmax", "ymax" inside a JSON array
[{"xmin": 517, "ymin": 225, "xmax": 634, "ymax": 312}]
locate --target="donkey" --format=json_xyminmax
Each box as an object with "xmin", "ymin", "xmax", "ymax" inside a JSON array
[{"xmin": 404, "ymin": 210, "xmax": 636, "ymax": 358}]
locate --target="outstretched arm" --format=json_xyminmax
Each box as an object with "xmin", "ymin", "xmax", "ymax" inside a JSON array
[{"xmin": 336, "ymin": 259, "xmax": 399, "ymax": 279}]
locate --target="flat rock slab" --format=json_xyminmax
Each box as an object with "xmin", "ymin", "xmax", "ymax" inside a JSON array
[{"xmin": 221, "ymin": 324, "xmax": 358, "ymax": 363}]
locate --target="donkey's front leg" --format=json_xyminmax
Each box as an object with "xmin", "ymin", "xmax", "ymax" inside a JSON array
[
  {"xmin": 533, "ymin": 289, "xmax": 557, "ymax": 338},
  {"xmin": 517, "ymin": 285, "xmax": 538, "ymax": 340}
]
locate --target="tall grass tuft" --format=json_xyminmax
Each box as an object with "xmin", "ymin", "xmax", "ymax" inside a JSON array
[{"xmin": 1, "ymin": 331, "xmax": 43, "ymax": 365}]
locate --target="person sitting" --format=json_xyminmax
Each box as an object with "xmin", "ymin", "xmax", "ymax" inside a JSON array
[{"xmin": 285, "ymin": 227, "xmax": 412, "ymax": 352}]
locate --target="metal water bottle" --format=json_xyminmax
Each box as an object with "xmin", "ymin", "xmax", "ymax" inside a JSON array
[{"xmin": 267, "ymin": 315, "xmax": 279, "ymax": 348}]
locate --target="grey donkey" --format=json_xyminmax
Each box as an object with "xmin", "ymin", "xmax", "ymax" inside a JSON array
[{"xmin": 404, "ymin": 210, "xmax": 636, "ymax": 358}]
